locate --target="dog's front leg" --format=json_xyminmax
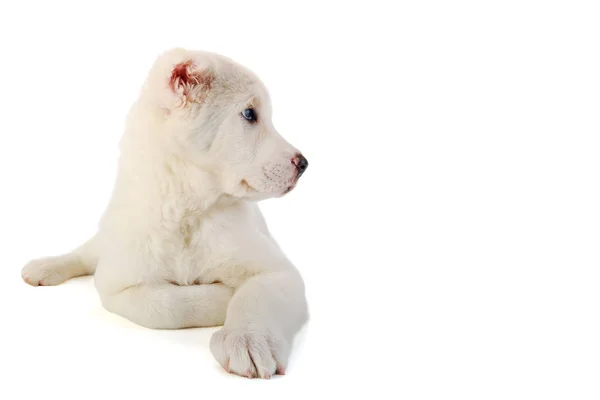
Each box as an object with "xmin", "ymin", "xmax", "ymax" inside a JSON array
[{"xmin": 210, "ymin": 269, "xmax": 308, "ymax": 379}]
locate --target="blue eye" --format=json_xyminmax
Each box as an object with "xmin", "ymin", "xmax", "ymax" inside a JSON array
[{"xmin": 242, "ymin": 108, "xmax": 256, "ymax": 122}]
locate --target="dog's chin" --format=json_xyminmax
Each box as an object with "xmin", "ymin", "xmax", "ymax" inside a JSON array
[{"xmin": 240, "ymin": 180, "xmax": 294, "ymax": 199}]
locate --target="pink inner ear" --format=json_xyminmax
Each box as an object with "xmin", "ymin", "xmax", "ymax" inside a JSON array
[
  {"xmin": 169, "ymin": 60, "xmax": 194, "ymax": 94},
  {"xmin": 169, "ymin": 60, "xmax": 214, "ymax": 101}
]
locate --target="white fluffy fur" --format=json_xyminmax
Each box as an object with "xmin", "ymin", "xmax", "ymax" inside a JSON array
[{"xmin": 21, "ymin": 48, "xmax": 309, "ymax": 379}]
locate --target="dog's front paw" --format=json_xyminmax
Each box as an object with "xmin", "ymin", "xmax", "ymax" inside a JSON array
[
  {"xmin": 21, "ymin": 257, "xmax": 67, "ymax": 286},
  {"xmin": 210, "ymin": 326, "xmax": 289, "ymax": 379}
]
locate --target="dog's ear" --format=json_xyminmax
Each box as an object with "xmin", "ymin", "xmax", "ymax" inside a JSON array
[{"xmin": 169, "ymin": 60, "xmax": 215, "ymax": 106}]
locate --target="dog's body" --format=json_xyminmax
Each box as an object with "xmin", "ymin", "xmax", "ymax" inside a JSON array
[{"xmin": 21, "ymin": 48, "xmax": 309, "ymax": 379}]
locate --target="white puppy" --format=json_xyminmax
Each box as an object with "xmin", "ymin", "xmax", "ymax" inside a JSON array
[{"xmin": 21, "ymin": 48, "xmax": 309, "ymax": 379}]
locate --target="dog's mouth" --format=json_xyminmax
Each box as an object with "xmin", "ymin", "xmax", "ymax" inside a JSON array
[
  {"xmin": 283, "ymin": 184, "xmax": 296, "ymax": 195},
  {"xmin": 241, "ymin": 180, "xmax": 256, "ymax": 193}
]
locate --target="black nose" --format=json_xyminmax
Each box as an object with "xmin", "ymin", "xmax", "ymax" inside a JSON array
[{"xmin": 293, "ymin": 154, "xmax": 309, "ymax": 178}]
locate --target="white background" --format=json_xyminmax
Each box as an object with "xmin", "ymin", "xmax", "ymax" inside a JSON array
[{"xmin": 0, "ymin": 1, "xmax": 599, "ymax": 399}]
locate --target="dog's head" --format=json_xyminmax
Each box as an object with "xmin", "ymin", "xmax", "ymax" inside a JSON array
[{"xmin": 143, "ymin": 48, "xmax": 308, "ymax": 200}]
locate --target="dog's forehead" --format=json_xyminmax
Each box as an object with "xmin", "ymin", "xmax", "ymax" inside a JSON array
[{"xmin": 220, "ymin": 71, "xmax": 271, "ymax": 109}]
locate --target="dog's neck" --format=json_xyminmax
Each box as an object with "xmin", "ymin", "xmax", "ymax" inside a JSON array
[
  {"xmin": 160, "ymin": 155, "xmax": 238, "ymax": 214},
  {"xmin": 115, "ymin": 143, "xmax": 236, "ymax": 222}
]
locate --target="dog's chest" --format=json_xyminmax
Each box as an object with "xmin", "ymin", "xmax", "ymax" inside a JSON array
[
  {"xmin": 161, "ymin": 213, "xmax": 211, "ymax": 284},
  {"xmin": 158, "ymin": 205, "xmax": 254, "ymax": 287}
]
